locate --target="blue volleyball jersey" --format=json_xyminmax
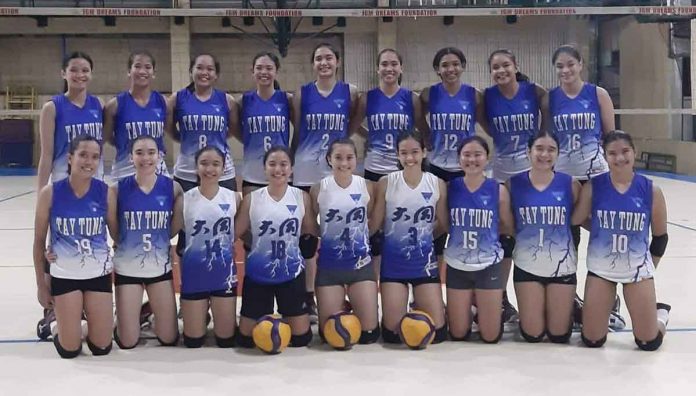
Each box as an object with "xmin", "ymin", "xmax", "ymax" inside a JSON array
[
  {"xmin": 317, "ymin": 175, "xmax": 371, "ymax": 270},
  {"xmin": 246, "ymin": 186, "xmax": 305, "ymax": 284},
  {"xmin": 113, "ymin": 175, "xmax": 173, "ymax": 278},
  {"xmin": 294, "ymin": 81, "xmax": 351, "ymax": 186},
  {"xmin": 51, "ymin": 94, "xmax": 104, "ymax": 181},
  {"xmin": 510, "ymin": 171, "xmax": 577, "ymax": 277},
  {"xmin": 588, "ymin": 173, "xmax": 654, "ymax": 283},
  {"xmin": 181, "ymin": 187, "xmax": 237, "ymax": 294},
  {"xmin": 429, "ymin": 83, "xmax": 477, "ymax": 172},
  {"xmin": 550, "ymin": 83, "xmax": 608, "ymax": 180},
  {"xmin": 444, "ymin": 177, "xmax": 501, "ymax": 271},
  {"xmin": 111, "ymin": 91, "xmax": 168, "ymax": 180},
  {"xmin": 364, "ymin": 87, "xmax": 413, "ymax": 174},
  {"xmin": 49, "ymin": 178, "xmax": 111, "ymax": 279},
  {"xmin": 484, "ymin": 81, "xmax": 539, "ymax": 182},
  {"xmin": 241, "ymin": 90, "xmax": 291, "ymax": 184},
  {"xmin": 173, "ymin": 88, "xmax": 235, "ymax": 182},
  {"xmin": 382, "ymin": 171, "xmax": 440, "ymax": 279}
]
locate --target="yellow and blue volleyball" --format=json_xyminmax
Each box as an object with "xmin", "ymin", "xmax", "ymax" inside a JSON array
[
  {"xmin": 323, "ymin": 311, "xmax": 361, "ymax": 350},
  {"xmin": 252, "ymin": 314, "xmax": 291, "ymax": 354},
  {"xmin": 399, "ymin": 310, "xmax": 436, "ymax": 350}
]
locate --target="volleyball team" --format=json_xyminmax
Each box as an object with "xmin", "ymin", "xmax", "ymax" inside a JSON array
[{"xmin": 32, "ymin": 42, "xmax": 671, "ymax": 358}]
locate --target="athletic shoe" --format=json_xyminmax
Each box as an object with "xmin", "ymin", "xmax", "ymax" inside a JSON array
[
  {"xmin": 36, "ymin": 308, "xmax": 55, "ymax": 341},
  {"xmin": 572, "ymin": 295, "xmax": 584, "ymax": 331},
  {"xmin": 608, "ymin": 295, "xmax": 626, "ymax": 332},
  {"xmin": 140, "ymin": 301, "xmax": 154, "ymax": 329},
  {"xmin": 502, "ymin": 295, "xmax": 519, "ymax": 332}
]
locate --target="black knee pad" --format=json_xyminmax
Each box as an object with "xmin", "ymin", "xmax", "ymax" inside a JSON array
[
  {"xmin": 53, "ymin": 335, "xmax": 81, "ymax": 359},
  {"xmin": 235, "ymin": 332, "xmax": 255, "ymax": 348},
  {"xmin": 381, "ymin": 324, "xmax": 402, "ymax": 344},
  {"xmin": 182, "ymin": 333, "xmax": 206, "ymax": 348},
  {"xmin": 215, "ymin": 334, "xmax": 236, "ymax": 348},
  {"xmin": 87, "ymin": 338, "xmax": 113, "ymax": 356},
  {"xmin": 290, "ymin": 328, "xmax": 313, "ymax": 347},
  {"xmin": 113, "ymin": 328, "xmax": 137, "ymax": 350},
  {"xmin": 449, "ymin": 328, "xmax": 472, "ymax": 341},
  {"xmin": 635, "ymin": 331, "xmax": 663, "ymax": 352},
  {"xmin": 519, "ymin": 325, "xmax": 545, "ymax": 343},
  {"xmin": 432, "ymin": 325, "xmax": 448, "ymax": 344},
  {"xmin": 581, "ymin": 332, "xmax": 607, "ymax": 348},
  {"xmin": 157, "ymin": 332, "xmax": 180, "ymax": 347},
  {"xmin": 481, "ymin": 329, "xmax": 503, "ymax": 344},
  {"xmin": 358, "ymin": 327, "xmax": 381, "ymax": 345},
  {"xmin": 547, "ymin": 328, "xmax": 573, "ymax": 344}
]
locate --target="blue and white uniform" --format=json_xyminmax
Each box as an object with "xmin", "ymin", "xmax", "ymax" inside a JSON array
[
  {"xmin": 587, "ymin": 173, "xmax": 654, "ymax": 283},
  {"xmin": 484, "ymin": 81, "xmax": 539, "ymax": 182},
  {"xmin": 173, "ymin": 88, "xmax": 234, "ymax": 183},
  {"xmin": 181, "ymin": 187, "xmax": 237, "ymax": 294},
  {"xmin": 510, "ymin": 171, "xmax": 576, "ymax": 277},
  {"xmin": 364, "ymin": 87, "xmax": 413, "ymax": 174},
  {"xmin": 111, "ymin": 91, "xmax": 168, "ymax": 180},
  {"xmin": 51, "ymin": 94, "xmax": 104, "ymax": 181},
  {"xmin": 294, "ymin": 82, "xmax": 351, "ymax": 186},
  {"xmin": 428, "ymin": 82, "xmax": 477, "ymax": 172},
  {"xmin": 50, "ymin": 178, "xmax": 111, "ymax": 279},
  {"xmin": 317, "ymin": 175, "xmax": 371, "ymax": 270},
  {"xmin": 445, "ymin": 177, "xmax": 501, "ymax": 271},
  {"xmin": 550, "ymin": 83, "xmax": 608, "ymax": 180},
  {"xmin": 382, "ymin": 171, "xmax": 440, "ymax": 279},
  {"xmin": 246, "ymin": 186, "xmax": 305, "ymax": 284},
  {"xmin": 113, "ymin": 174, "xmax": 174, "ymax": 278},
  {"xmin": 241, "ymin": 90, "xmax": 291, "ymax": 185}
]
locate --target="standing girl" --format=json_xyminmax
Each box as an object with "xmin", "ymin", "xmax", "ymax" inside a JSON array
[
  {"xmin": 235, "ymin": 147, "xmax": 318, "ymax": 348},
  {"xmin": 292, "ymin": 43, "xmax": 359, "ymax": 319},
  {"xmin": 33, "ymin": 135, "xmax": 113, "ymax": 358},
  {"xmin": 353, "ymin": 48, "xmax": 420, "ymax": 182},
  {"xmin": 547, "ymin": 44, "xmax": 615, "ymax": 181},
  {"xmin": 108, "ymin": 135, "xmax": 182, "ymax": 349},
  {"xmin": 36, "ymin": 51, "xmax": 104, "ymax": 339},
  {"xmin": 445, "ymin": 136, "xmax": 514, "ymax": 343},
  {"xmin": 38, "ymin": 51, "xmax": 104, "ymax": 189},
  {"xmin": 238, "ymin": 52, "xmax": 292, "ymax": 195},
  {"xmin": 571, "ymin": 131, "xmax": 670, "ymax": 351},
  {"xmin": 421, "ymin": 47, "xmax": 479, "ymax": 182},
  {"xmin": 104, "ymin": 51, "xmax": 168, "ymax": 181},
  {"xmin": 310, "ymin": 139, "xmax": 380, "ymax": 344},
  {"xmin": 483, "ymin": 49, "xmax": 547, "ymax": 183},
  {"xmin": 167, "ymin": 53, "xmax": 240, "ymax": 192},
  {"xmin": 179, "ymin": 146, "xmax": 240, "ymax": 348},
  {"xmin": 371, "ymin": 131, "xmax": 448, "ymax": 344},
  {"xmin": 509, "ymin": 131, "xmax": 580, "ymax": 343}
]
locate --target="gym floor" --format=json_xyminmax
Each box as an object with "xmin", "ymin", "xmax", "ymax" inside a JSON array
[{"xmin": 0, "ymin": 172, "xmax": 694, "ymax": 395}]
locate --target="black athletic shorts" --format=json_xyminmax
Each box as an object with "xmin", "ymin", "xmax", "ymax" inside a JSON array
[
  {"xmin": 115, "ymin": 271, "xmax": 173, "ymax": 287},
  {"xmin": 514, "ymin": 266, "xmax": 577, "ymax": 286},
  {"xmin": 315, "ymin": 262, "xmax": 377, "ymax": 287},
  {"xmin": 447, "ymin": 263, "xmax": 504, "ymax": 290},
  {"xmin": 241, "ymin": 271, "xmax": 307, "ymax": 320},
  {"xmin": 180, "ymin": 288, "xmax": 237, "ymax": 301},
  {"xmin": 51, "ymin": 274, "xmax": 112, "ymax": 296},
  {"xmin": 428, "ymin": 163, "xmax": 464, "ymax": 182},
  {"xmin": 174, "ymin": 176, "xmax": 237, "ymax": 192},
  {"xmin": 363, "ymin": 169, "xmax": 388, "ymax": 183},
  {"xmin": 242, "ymin": 180, "xmax": 267, "ymax": 189},
  {"xmin": 380, "ymin": 275, "xmax": 440, "ymax": 287}
]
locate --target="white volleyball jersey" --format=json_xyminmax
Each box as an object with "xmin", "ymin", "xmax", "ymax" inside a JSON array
[{"xmin": 317, "ymin": 175, "xmax": 371, "ymax": 269}]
